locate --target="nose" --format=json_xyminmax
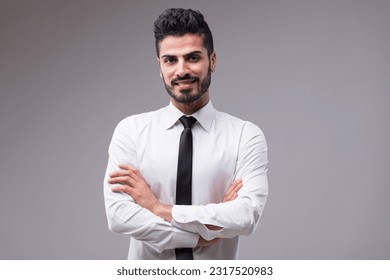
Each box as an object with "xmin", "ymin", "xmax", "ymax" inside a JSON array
[{"xmin": 175, "ymin": 59, "xmax": 189, "ymax": 77}]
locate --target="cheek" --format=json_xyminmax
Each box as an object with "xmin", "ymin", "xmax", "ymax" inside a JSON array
[
  {"xmin": 194, "ymin": 63, "xmax": 210, "ymax": 77},
  {"xmin": 159, "ymin": 71, "xmax": 170, "ymax": 83},
  {"xmin": 160, "ymin": 68, "xmax": 175, "ymax": 81}
]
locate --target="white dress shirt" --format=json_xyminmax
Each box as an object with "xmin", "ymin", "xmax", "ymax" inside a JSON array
[{"xmin": 104, "ymin": 101, "xmax": 268, "ymax": 259}]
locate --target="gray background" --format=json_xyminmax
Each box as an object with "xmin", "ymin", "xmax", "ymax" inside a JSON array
[{"xmin": 1, "ymin": 0, "xmax": 389, "ymax": 259}]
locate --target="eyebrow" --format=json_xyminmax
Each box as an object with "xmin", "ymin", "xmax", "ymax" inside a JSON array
[{"xmin": 161, "ymin": 50, "xmax": 204, "ymax": 59}]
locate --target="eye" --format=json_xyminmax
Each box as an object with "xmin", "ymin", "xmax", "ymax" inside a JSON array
[
  {"xmin": 188, "ymin": 55, "xmax": 200, "ymax": 62},
  {"xmin": 164, "ymin": 57, "xmax": 177, "ymax": 64}
]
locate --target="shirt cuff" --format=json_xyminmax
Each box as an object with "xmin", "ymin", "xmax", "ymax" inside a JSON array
[
  {"xmin": 169, "ymin": 224, "xmax": 199, "ymax": 249},
  {"xmin": 172, "ymin": 205, "xmax": 222, "ymax": 240},
  {"xmin": 172, "ymin": 205, "xmax": 198, "ymax": 230}
]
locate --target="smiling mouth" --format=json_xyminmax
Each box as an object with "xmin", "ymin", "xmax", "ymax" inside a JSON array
[{"xmin": 173, "ymin": 78, "xmax": 198, "ymax": 86}]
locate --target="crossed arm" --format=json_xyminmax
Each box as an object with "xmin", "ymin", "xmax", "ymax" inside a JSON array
[
  {"xmin": 104, "ymin": 119, "xmax": 268, "ymax": 251},
  {"xmin": 108, "ymin": 164, "xmax": 243, "ymax": 247}
]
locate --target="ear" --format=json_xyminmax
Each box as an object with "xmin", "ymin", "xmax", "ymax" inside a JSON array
[
  {"xmin": 210, "ymin": 51, "xmax": 217, "ymax": 73},
  {"xmin": 157, "ymin": 57, "xmax": 163, "ymax": 78}
]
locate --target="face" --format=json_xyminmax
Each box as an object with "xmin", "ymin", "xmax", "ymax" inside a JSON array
[{"xmin": 157, "ymin": 33, "xmax": 216, "ymax": 110}]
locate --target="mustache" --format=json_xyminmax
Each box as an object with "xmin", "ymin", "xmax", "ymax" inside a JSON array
[{"xmin": 171, "ymin": 74, "xmax": 199, "ymax": 85}]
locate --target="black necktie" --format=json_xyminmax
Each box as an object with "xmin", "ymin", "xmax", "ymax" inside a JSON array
[{"xmin": 175, "ymin": 116, "xmax": 197, "ymax": 260}]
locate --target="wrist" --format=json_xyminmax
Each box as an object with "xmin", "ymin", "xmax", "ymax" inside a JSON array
[{"xmin": 152, "ymin": 203, "xmax": 173, "ymax": 222}]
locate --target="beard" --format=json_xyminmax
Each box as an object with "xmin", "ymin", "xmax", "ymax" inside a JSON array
[{"xmin": 162, "ymin": 67, "xmax": 212, "ymax": 104}]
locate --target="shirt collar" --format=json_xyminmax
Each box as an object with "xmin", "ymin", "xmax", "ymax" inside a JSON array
[{"xmin": 163, "ymin": 101, "xmax": 215, "ymax": 133}]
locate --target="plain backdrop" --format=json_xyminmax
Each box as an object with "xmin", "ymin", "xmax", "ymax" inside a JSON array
[{"xmin": 1, "ymin": 0, "xmax": 389, "ymax": 259}]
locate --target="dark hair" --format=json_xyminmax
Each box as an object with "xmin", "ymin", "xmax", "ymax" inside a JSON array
[{"xmin": 153, "ymin": 8, "xmax": 214, "ymax": 57}]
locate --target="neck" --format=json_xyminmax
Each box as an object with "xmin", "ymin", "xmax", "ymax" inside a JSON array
[{"xmin": 171, "ymin": 92, "xmax": 210, "ymax": 115}]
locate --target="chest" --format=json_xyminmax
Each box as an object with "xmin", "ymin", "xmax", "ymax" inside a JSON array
[{"xmin": 135, "ymin": 125, "xmax": 240, "ymax": 204}]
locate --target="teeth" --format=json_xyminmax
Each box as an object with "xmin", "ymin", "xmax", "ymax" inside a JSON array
[{"xmin": 177, "ymin": 81, "xmax": 194, "ymax": 85}]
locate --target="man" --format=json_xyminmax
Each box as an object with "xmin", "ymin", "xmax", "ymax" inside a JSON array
[{"xmin": 104, "ymin": 8, "xmax": 268, "ymax": 260}]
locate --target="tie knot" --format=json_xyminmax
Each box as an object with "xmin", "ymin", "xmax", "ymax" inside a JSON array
[{"xmin": 179, "ymin": 116, "xmax": 197, "ymax": 129}]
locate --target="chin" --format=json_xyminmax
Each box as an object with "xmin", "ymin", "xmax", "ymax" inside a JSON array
[{"xmin": 175, "ymin": 92, "xmax": 204, "ymax": 104}]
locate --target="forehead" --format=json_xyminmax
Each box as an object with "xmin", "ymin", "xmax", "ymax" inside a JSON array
[{"xmin": 159, "ymin": 33, "xmax": 206, "ymax": 57}]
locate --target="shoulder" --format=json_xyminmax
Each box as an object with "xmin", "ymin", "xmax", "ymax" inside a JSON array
[
  {"xmin": 115, "ymin": 106, "xmax": 168, "ymax": 132},
  {"xmin": 214, "ymin": 109, "xmax": 265, "ymax": 138}
]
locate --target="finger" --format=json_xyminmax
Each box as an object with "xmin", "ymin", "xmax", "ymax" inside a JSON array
[
  {"xmin": 227, "ymin": 183, "xmax": 242, "ymax": 201},
  {"xmin": 224, "ymin": 183, "xmax": 242, "ymax": 202},
  {"xmin": 230, "ymin": 179, "xmax": 243, "ymax": 194},
  {"xmin": 231, "ymin": 180, "xmax": 243, "ymax": 193},
  {"xmin": 118, "ymin": 165, "xmax": 145, "ymax": 182},
  {"xmin": 197, "ymin": 237, "xmax": 220, "ymax": 247},
  {"xmin": 223, "ymin": 192, "xmax": 233, "ymax": 203},
  {"xmin": 109, "ymin": 170, "xmax": 131, "ymax": 178},
  {"xmin": 224, "ymin": 180, "xmax": 243, "ymax": 202},
  {"xmin": 110, "ymin": 164, "xmax": 137, "ymax": 177},
  {"xmin": 111, "ymin": 185, "xmax": 132, "ymax": 195},
  {"xmin": 118, "ymin": 164, "xmax": 139, "ymax": 173},
  {"xmin": 110, "ymin": 168, "xmax": 141, "ymax": 183},
  {"xmin": 224, "ymin": 179, "xmax": 241, "ymax": 199},
  {"xmin": 208, "ymin": 238, "xmax": 220, "ymax": 245},
  {"xmin": 108, "ymin": 176, "xmax": 137, "ymax": 186}
]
